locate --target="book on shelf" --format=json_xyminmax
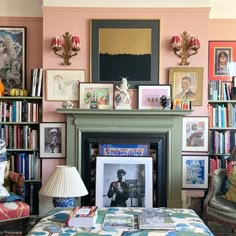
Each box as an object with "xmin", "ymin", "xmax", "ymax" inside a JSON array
[
  {"xmin": 138, "ymin": 208, "xmax": 175, "ymax": 230},
  {"xmin": 30, "ymin": 68, "xmax": 43, "ymax": 97},
  {"xmin": 102, "ymin": 214, "xmax": 134, "ymax": 229},
  {"xmin": 66, "ymin": 206, "xmax": 98, "ymax": 227}
]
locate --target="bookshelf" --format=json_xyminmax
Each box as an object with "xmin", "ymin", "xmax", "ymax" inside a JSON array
[
  {"xmin": 0, "ymin": 96, "xmax": 42, "ymax": 215},
  {"xmin": 208, "ymin": 80, "xmax": 236, "ymax": 173}
]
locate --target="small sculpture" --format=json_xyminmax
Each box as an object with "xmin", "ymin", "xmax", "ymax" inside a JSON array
[
  {"xmin": 159, "ymin": 95, "xmax": 171, "ymax": 110},
  {"xmin": 115, "ymin": 78, "xmax": 133, "ymax": 109},
  {"xmin": 62, "ymin": 101, "xmax": 73, "ymax": 109}
]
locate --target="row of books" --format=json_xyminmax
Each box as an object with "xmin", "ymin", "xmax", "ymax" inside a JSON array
[
  {"xmin": 9, "ymin": 152, "xmax": 41, "ymax": 180},
  {"xmin": 208, "ymin": 103, "xmax": 236, "ymax": 127},
  {"xmin": 208, "ymin": 80, "xmax": 232, "ymax": 100},
  {"xmin": 0, "ymin": 125, "xmax": 38, "ymax": 150},
  {"xmin": 210, "ymin": 156, "xmax": 230, "ymax": 173},
  {"xmin": 66, "ymin": 206, "xmax": 175, "ymax": 230},
  {"xmin": 0, "ymin": 101, "xmax": 40, "ymax": 123},
  {"xmin": 24, "ymin": 182, "xmax": 41, "ymax": 215},
  {"xmin": 209, "ymin": 130, "xmax": 236, "ymax": 154},
  {"xmin": 30, "ymin": 68, "xmax": 43, "ymax": 97}
]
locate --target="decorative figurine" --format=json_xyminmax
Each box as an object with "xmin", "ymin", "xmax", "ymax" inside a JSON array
[
  {"xmin": 115, "ymin": 78, "xmax": 133, "ymax": 110},
  {"xmin": 159, "ymin": 95, "xmax": 172, "ymax": 110},
  {"xmin": 62, "ymin": 101, "xmax": 73, "ymax": 109}
]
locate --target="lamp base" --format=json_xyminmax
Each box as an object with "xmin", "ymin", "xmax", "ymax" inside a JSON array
[{"xmin": 53, "ymin": 197, "xmax": 75, "ymax": 207}]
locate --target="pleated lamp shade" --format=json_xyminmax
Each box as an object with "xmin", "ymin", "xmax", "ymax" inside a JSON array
[{"xmin": 39, "ymin": 165, "xmax": 88, "ymax": 198}]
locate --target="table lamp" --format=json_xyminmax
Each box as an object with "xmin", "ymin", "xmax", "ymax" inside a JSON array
[{"xmin": 39, "ymin": 165, "xmax": 88, "ymax": 207}]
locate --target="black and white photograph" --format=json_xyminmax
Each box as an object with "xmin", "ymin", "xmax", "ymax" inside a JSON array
[
  {"xmin": 40, "ymin": 123, "xmax": 66, "ymax": 158},
  {"xmin": 95, "ymin": 156, "xmax": 153, "ymax": 208}
]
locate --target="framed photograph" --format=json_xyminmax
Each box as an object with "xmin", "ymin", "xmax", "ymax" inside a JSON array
[
  {"xmin": 138, "ymin": 85, "xmax": 171, "ymax": 109},
  {"xmin": 95, "ymin": 156, "xmax": 153, "ymax": 208},
  {"xmin": 182, "ymin": 155, "xmax": 209, "ymax": 189},
  {"xmin": 46, "ymin": 69, "xmax": 85, "ymax": 101},
  {"xmin": 169, "ymin": 67, "xmax": 203, "ymax": 106},
  {"xmin": 182, "ymin": 116, "xmax": 209, "ymax": 152},
  {"xmin": 208, "ymin": 41, "xmax": 236, "ymax": 81},
  {"xmin": 98, "ymin": 143, "xmax": 149, "ymax": 156},
  {"xmin": 0, "ymin": 27, "xmax": 26, "ymax": 93},
  {"xmin": 40, "ymin": 123, "xmax": 66, "ymax": 158},
  {"xmin": 91, "ymin": 20, "xmax": 160, "ymax": 88},
  {"xmin": 79, "ymin": 82, "xmax": 114, "ymax": 109}
]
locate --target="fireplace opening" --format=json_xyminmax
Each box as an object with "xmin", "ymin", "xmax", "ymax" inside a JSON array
[{"xmin": 81, "ymin": 132, "xmax": 167, "ymax": 207}]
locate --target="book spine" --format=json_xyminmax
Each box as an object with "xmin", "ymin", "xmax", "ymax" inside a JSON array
[{"xmin": 36, "ymin": 68, "xmax": 43, "ymax": 97}]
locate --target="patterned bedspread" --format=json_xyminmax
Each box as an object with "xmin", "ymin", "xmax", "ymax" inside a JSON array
[{"xmin": 27, "ymin": 207, "xmax": 214, "ymax": 236}]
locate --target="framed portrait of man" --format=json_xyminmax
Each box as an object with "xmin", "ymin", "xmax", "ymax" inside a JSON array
[{"xmin": 169, "ymin": 67, "xmax": 203, "ymax": 106}]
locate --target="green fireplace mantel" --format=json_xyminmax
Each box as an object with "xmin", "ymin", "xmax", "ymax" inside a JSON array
[{"xmin": 57, "ymin": 108, "xmax": 192, "ymax": 208}]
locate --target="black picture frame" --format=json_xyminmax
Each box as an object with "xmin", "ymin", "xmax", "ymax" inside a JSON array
[
  {"xmin": 91, "ymin": 20, "xmax": 160, "ymax": 89},
  {"xmin": 0, "ymin": 26, "xmax": 26, "ymax": 94}
]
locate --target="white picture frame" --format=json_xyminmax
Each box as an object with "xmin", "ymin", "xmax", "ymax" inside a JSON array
[
  {"xmin": 40, "ymin": 123, "xmax": 66, "ymax": 158},
  {"xmin": 182, "ymin": 155, "xmax": 209, "ymax": 189},
  {"xmin": 95, "ymin": 156, "xmax": 153, "ymax": 208},
  {"xmin": 46, "ymin": 69, "xmax": 85, "ymax": 101},
  {"xmin": 182, "ymin": 116, "xmax": 209, "ymax": 152}
]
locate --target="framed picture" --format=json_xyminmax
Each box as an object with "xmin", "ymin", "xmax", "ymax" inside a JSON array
[
  {"xmin": 40, "ymin": 123, "xmax": 66, "ymax": 158},
  {"xmin": 98, "ymin": 143, "xmax": 149, "ymax": 156},
  {"xmin": 182, "ymin": 155, "xmax": 209, "ymax": 189},
  {"xmin": 208, "ymin": 41, "xmax": 236, "ymax": 81},
  {"xmin": 46, "ymin": 69, "xmax": 85, "ymax": 101},
  {"xmin": 95, "ymin": 156, "xmax": 153, "ymax": 208},
  {"xmin": 79, "ymin": 82, "xmax": 114, "ymax": 109},
  {"xmin": 169, "ymin": 67, "xmax": 203, "ymax": 106},
  {"xmin": 0, "ymin": 26, "xmax": 26, "ymax": 93},
  {"xmin": 182, "ymin": 116, "xmax": 209, "ymax": 152},
  {"xmin": 138, "ymin": 85, "xmax": 171, "ymax": 109},
  {"xmin": 91, "ymin": 20, "xmax": 160, "ymax": 88}
]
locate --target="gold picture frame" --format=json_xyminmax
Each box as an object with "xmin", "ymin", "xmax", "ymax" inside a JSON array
[{"xmin": 169, "ymin": 67, "xmax": 203, "ymax": 106}]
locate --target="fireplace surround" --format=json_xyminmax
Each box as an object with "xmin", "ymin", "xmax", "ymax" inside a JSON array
[{"xmin": 57, "ymin": 109, "xmax": 191, "ymax": 208}]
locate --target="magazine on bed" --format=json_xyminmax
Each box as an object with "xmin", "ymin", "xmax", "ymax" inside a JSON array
[
  {"xmin": 138, "ymin": 208, "xmax": 175, "ymax": 230},
  {"xmin": 103, "ymin": 214, "xmax": 134, "ymax": 229}
]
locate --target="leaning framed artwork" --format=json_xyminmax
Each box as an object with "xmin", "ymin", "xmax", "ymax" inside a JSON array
[
  {"xmin": 95, "ymin": 156, "xmax": 153, "ymax": 208},
  {"xmin": 79, "ymin": 82, "xmax": 114, "ymax": 109},
  {"xmin": 208, "ymin": 41, "xmax": 236, "ymax": 81},
  {"xmin": 0, "ymin": 27, "xmax": 26, "ymax": 93},
  {"xmin": 138, "ymin": 85, "xmax": 171, "ymax": 109},
  {"xmin": 40, "ymin": 123, "xmax": 66, "ymax": 158},
  {"xmin": 91, "ymin": 20, "xmax": 160, "ymax": 88},
  {"xmin": 169, "ymin": 67, "xmax": 203, "ymax": 106},
  {"xmin": 46, "ymin": 69, "xmax": 85, "ymax": 101},
  {"xmin": 182, "ymin": 116, "xmax": 209, "ymax": 152},
  {"xmin": 182, "ymin": 155, "xmax": 209, "ymax": 189}
]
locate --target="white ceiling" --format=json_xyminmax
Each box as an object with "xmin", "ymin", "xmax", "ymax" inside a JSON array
[{"xmin": 0, "ymin": 0, "xmax": 234, "ymax": 19}]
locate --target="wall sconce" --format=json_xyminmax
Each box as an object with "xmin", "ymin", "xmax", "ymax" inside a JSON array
[
  {"xmin": 171, "ymin": 31, "xmax": 200, "ymax": 66},
  {"xmin": 51, "ymin": 32, "xmax": 81, "ymax": 65}
]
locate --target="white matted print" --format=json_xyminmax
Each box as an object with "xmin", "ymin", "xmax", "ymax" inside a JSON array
[
  {"xmin": 46, "ymin": 69, "xmax": 85, "ymax": 101},
  {"xmin": 182, "ymin": 155, "xmax": 209, "ymax": 189},
  {"xmin": 138, "ymin": 85, "xmax": 171, "ymax": 109},
  {"xmin": 40, "ymin": 123, "xmax": 66, "ymax": 158},
  {"xmin": 182, "ymin": 116, "xmax": 209, "ymax": 152},
  {"xmin": 96, "ymin": 156, "xmax": 153, "ymax": 208}
]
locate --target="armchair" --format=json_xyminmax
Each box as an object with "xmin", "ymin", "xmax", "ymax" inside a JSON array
[
  {"xmin": 202, "ymin": 168, "xmax": 236, "ymax": 232},
  {"xmin": 0, "ymin": 162, "xmax": 30, "ymax": 235}
]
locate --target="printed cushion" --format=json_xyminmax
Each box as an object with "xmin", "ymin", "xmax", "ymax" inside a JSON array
[
  {"xmin": 0, "ymin": 201, "xmax": 30, "ymax": 221},
  {"xmin": 225, "ymin": 163, "xmax": 236, "ymax": 203},
  {"xmin": 0, "ymin": 192, "xmax": 21, "ymax": 203}
]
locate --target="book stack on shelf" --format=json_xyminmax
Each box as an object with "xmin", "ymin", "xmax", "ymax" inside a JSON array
[{"xmin": 208, "ymin": 79, "xmax": 236, "ymax": 173}]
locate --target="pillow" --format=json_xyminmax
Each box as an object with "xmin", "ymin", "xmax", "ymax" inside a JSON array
[
  {"xmin": 0, "ymin": 192, "xmax": 21, "ymax": 203},
  {"xmin": 225, "ymin": 166, "xmax": 236, "ymax": 203},
  {"xmin": 0, "ymin": 139, "xmax": 7, "ymax": 163},
  {"xmin": 0, "ymin": 185, "xmax": 10, "ymax": 199}
]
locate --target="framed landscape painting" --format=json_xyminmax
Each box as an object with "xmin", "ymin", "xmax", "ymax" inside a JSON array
[
  {"xmin": 91, "ymin": 20, "xmax": 160, "ymax": 88},
  {"xmin": 0, "ymin": 27, "xmax": 26, "ymax": 94},
  {"xmin": 95, "ymin": 156, "xmax": 153, "ymax": 208}
]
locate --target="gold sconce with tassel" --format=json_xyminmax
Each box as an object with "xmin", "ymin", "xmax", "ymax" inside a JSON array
[
  {"xmin": 51, "ymin": 32, "xmax": 81, "ymax": 65},
  {"xmin": 171, "ymin": 31, "xmax": 200, "ymax": 66}
]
